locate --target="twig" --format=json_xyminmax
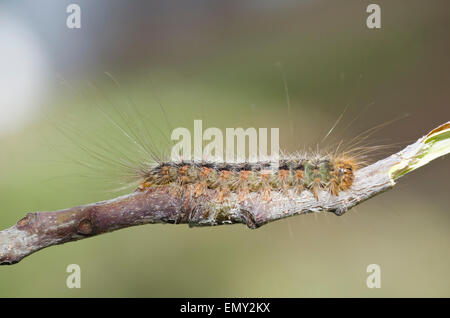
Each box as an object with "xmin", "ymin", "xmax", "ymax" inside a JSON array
[{"xmin": 1, "ymin": 122, "xmax": 449, "ymax": 265}]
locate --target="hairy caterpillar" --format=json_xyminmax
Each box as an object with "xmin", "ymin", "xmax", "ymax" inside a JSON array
[
  {"xmin": 130, "ymin": 111, "xmax": 390, "ymax": 205},
  {"xmin": 137, "ymin": 156, "xmax": 357, "ymax": 202}
]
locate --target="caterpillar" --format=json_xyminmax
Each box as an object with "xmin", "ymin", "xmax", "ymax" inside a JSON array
[
  {"xmin": 136, "ymin": 155, "xmax": 358, "ymax": 202},
  {"xmin": 130, "ymin": 112, "xmax": 380, "ymax": 204}
]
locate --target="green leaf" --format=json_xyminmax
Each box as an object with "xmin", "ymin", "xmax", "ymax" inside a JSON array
[{"xmin": 389, "ymin": 122, "xmax": 450, "ymax": 180}]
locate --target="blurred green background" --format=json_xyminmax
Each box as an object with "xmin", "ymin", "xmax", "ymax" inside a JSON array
[{"xmin": 0, "ymin": 0, "xmax": 449, "ymax": 297}]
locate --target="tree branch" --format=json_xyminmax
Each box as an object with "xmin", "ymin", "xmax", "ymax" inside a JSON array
[{"xmin": 1, "ymin": 122, "xmax": 448, "ymax": 265}]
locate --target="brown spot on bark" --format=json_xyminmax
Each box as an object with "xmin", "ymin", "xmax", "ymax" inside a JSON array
[
  {"xmin": 17, "ymin": 213, "xmax": 37, "ymax": 229},
  {"xmin": 78, "ymin": 219, "xmax": 93, "ymax": 235}
]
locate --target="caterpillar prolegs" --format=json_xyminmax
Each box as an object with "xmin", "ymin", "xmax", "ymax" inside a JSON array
[{"xmin": 137, "ymin": 155, "xmax": 358, "ymax": 202}]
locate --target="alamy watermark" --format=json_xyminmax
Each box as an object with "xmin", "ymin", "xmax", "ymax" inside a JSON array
[
  {"xmin": 66, "ymin": 264, "xmax": 81, "ymax": 288},
  {"xmin": 171, "ymin": 120, "xmax": 280, "ymax": 169},
  {"xmin": 366, "ymin": 4, "xmax": 381, "ymax": 29},
  {"xmin": 366, "ymin": 264, "xmax": 381, "ymax": 288},
  {"xmin": 66, "ymin": 4, "xmax": 81, "ymax": 29}
]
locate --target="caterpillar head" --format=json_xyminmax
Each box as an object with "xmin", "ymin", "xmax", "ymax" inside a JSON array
[{"xmin": 333, "ymin": 159, "xmax": 356, "ymax": 191}]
